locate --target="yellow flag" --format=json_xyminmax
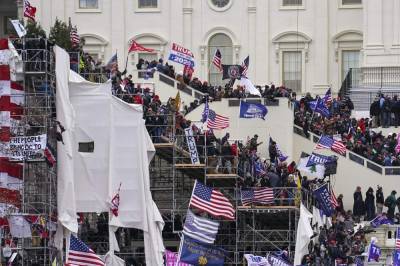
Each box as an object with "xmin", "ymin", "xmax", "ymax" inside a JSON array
[
  {"xmin": 52, "ymin": 258, "xmax": 57, "ymax": 266},
  {"xmin": 174, "ymin": 91, "xmax": 181, "ymax": 111}
]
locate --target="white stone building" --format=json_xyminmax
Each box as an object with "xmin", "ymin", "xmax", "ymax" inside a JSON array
[{"xmin": 1, "ymin": 0, "xmax": 400, "ymax": 94}]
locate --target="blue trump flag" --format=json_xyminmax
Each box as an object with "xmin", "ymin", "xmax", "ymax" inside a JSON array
[
  {"xmin": 368, "ymin": 242, "xmax": 381, "ymax": 262},
  {"xmin": 178, "ymin": 236, "xmax": 226, "ymax": 266},
  {"xmin": 309, "ymin": 98, "xmax": 330, "ymax": 117},
  {"xmin": 313, "ymin": 183, "xmax": 335, "ymax": 217},
  {"xmin": 393, "ymin": 250, "xmax": 400, "ymax": 266},
  {"xmin": 239, "ymin": 101, "xmax": 268, "ymax": 120},
  {"xmin": 370, "ymin": 214, "xmax": 393, "ymax": 228},
  {"xmin": 306, "ymin": 152, "xmax": 335, "ymax": 167}
]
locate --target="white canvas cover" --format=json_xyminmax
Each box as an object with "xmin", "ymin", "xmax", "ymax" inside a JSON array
[
  {"xmin": 294, "ymin": 203, "xmax": 313, "ymax": 265},
  {"xmin": 55, "ymin": 47, "xmax": 164, "ymax": 265}
]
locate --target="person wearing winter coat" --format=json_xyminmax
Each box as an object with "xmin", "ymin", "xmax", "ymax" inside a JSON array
[
  {"xmin": 376, "ymin": 186, "xmax": 384, "ymax": 214},
  {"xmin": 365, "ymin": 187, "xmax": 376, "ymax": 220},
  {"xmin": 353, "ymin": 186, "xmax": 365, "ymax": 221}
]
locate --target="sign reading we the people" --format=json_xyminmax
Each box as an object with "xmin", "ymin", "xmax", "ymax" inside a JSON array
[{"xmin": 9, "ymin": 134, "xmax": 47, "ymax": 161}]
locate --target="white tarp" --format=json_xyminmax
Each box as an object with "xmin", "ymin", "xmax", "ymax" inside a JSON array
[
  {"xmin": 55, "ymin": 46, "xmax": 78, "ymax": 234},
  {"xmin": 294, "ymin": 203, "xmax": 313, "ymax": 265},
  {"xmin": 55, "ymin": 47, "xmax": 164, "ymax": 265}
]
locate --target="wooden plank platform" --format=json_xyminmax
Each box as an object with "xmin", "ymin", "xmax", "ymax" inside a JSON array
[
  {"xmin": 206, "ymin": 174, "xmax": 237, "ymax": 179},
  {"xmin": 175, "ymin": 163, "xmax": 205, "ymax": 168},
  {"xmin": 154, "ymin": 143, "xmax": 173, "ymax": 148}
]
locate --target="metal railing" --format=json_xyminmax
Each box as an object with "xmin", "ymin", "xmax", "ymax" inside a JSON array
[
  {"xmin": 293, "ymin": 124, "xmax": 400, "ymax": 175},
  {"xmin": 344, "ymin": 67, "xmax": 400, "ymax": 89}
]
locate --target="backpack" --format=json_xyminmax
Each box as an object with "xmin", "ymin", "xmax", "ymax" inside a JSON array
[{"xmin": 384, "ymin": 196, "xmax": 392, "ymax": 207}]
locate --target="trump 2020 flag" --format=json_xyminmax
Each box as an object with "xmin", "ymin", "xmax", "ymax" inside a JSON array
[
  {"xmin": 178, "ymin": 235, "xmax": 226, "ymax": 266},
  {"xmin": 239, "ymin": 101, "xmax": 267, "ymax": 120},
  {"xmin": 309, "ymin": 98, "xmax": 330, "ymax": 117},
  {"xmin": 306, "ymin": 152, "xmax": 335, "ymax": 167},
  {"xmin": 370, "ymin": 214, "xmax": 393, "ymax": 228},
  {"xmin": 313, "ymin": 183, "xmax": 335, "ymax": 217},
  {"xmin": 368, "ymin": 242, "xmax": 381, "ymax": 262}
]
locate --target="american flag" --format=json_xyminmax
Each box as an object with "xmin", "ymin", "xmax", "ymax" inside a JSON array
[
  {"xmin": 183, "ymin": 209, "xmax": 220, "ymax": 244},
  {"xmin": 106, "ymin": 53, "xmax": 118, "ymax": 70},
  {"xmin": 241, "ymin": 55, "xmax": 249, "ymax": 77},
  {"xmin": 331, "ymin": 188, "xmax": 339, "ymax": 209},
  {"xmin": 323, "ymin": 88, "xmax": 332, "ymax": 105},
  {"xmin": 24, "ymin": 0, "xmax": 36, "ymax": 21},
  {"xmin": 67, "ymin": 235, "xmax": 105, "ymax": 266},
  {"xmin": 315, "ymin": 135, "xmax": 346, "ymax": 156},
  {"xmin": 396, "ymin": 227, "xmax": 400, "ymax": 250},
  {"xmin": 241, "ymin": 187, "xmax": 274, "ymax": 206},
  {"xmin": 70, "ymin": 27, "xmax": 80, "ymax": 47},
  {"xmin": 202, "ymin": 100, "xmax": 229, "ymax": 130},
  {"xmin": 189, "ymin": 180, "xmax": 235, "ymax": 220},
  {"xmin": 212, "ymin": 49, "xmax": 222, "ymax": 72}
]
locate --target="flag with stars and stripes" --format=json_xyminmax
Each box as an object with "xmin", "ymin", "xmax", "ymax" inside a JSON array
[
  {"xmin": 212, "ymin": 49, "xmax": 222, "ymax": 72},
  {"xmin": 315, "ymin": 135, "xmax": 346, "ymax": 156},
  {"xmin": 241, "ymin": 55, "xmax": 249, "ymax": 77},
  {"xmin": 331, "ymin": 188, "xmax": 339, "ymax": 209},
  {"xmin": 323, "ymin": 88, "xmax": 332, "ymax": 105},
  {"xmin": 241, "ymin": 187, "xmax": 274, "ymax": 206},
  {"xmin": 70, "ymin": 27, "xmax": 80, "ymax": 47},
  {"xmin": 67, "ymin": 235, "xmax": 105, "ymax": 266},
  {"xmin": 396, "ymin": 227, "xmax": 400, "ymax": 250},
  {"xmin": 189, "ymin": 180, "xmax": 235, "ymax": 220},
  {"xmin": 183, "ymin": 209, "xmax": 220, "ymax": 244},
  {"xmin": 202, "ymin": 100, "xmax": 229, "ymax": 130}
]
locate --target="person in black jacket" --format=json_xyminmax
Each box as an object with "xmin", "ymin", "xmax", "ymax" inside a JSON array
[
  {"xmin": 376, "ymin": 186, "xmax": 384, "ymax": 214},
  {"xmin": 365, "ymin": 187, "xmax": 375, "ymax": 220},
  {"xmin": 370, "ymin": 98, "xmax": 380, "ymax": 127},
  {"xmin": 392, "ymin": 95, "xmax": 400, "ymax": 127}
]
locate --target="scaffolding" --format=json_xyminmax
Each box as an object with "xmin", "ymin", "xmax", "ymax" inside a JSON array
[
  {"xmin": 147, "ymin": 114, "xmax": 304, "ymax": 265},
  {"xmin": 0, "ymin": 38, "xmax": 58, "ymax": 265},
  {"xmin": 1, "ymin": 38, "xmax": 302, "ymax": 264}
]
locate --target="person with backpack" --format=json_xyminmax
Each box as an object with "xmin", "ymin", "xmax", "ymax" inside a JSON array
[{"xmin": 384, "ymin": 190, "xmax": 397, "ymax": 219}]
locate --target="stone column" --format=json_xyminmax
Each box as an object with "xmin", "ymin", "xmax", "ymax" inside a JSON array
[
  {"xmin": 392, "ymin": 0, "xmax": 400, "ymax": 48},
  {"xmin": 182, "ymin": 0, "xmax": 192, "ymax": 50},
  {"xmin": 247, "ymin": 0, "xmax": 256, "ymax": 79},
  {"xmin": 110, "ymin": 1, "xmax": 126, "ymax": 68},
  {"xmin": 364, "ymin": 0, "xmax": 383, "ymax": 49}
]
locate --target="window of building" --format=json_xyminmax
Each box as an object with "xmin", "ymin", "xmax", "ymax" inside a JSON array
[
  {"xmin": 208, "ymin": 33, "xmax": 233, "ymax": 86},
  {"xmin": 138, "ymin": 0, "xmax": 158, "ymax": 9},
  {"xmin": 342, "ymin": 0, "xmax": 361, "ymax": 5},
  {"xmin": 79, "ymin": 0, "xmax": 98, "ymax": 9},
  {"xmin": 79, "ymin": 141, "xmax": 94, "ymax": 153},
  {"xmin": 283, "ymin": 51, "xmax": 302, "ymax": 92},
  {"xmin": 282, "ymin": 0, "xmax": 302, "ymax": 6},
  {"xmin": 341, "ymin": 50, "xmax": 360, "ymax": 81}
]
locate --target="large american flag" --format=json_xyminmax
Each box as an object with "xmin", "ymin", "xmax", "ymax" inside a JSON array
[
  {"xmin": 212, "ymin": 49, "xmax": 222, "ymax": 72},
  {"xmin": 323, "ymin": 88, "xmax": 332, "ymax": 105},
  {"xmin": 183, "ymin": 209, "xmax": 220, "ymax": 244},
  {"xmin": 315, "ymin": 135, "xmax": 346, "ymax": 156},
  {"xmin": 331, "ymin": 188, "xmax": 339, "ymax": 209},
  {"xmin": 70, "ymin": 27, "xmax": 80, "ymax": 47},
  {"xmin": 396, "ymin": 227, "xmax": 400, "ymax": 250},
  {"xmin": 202, "ymin": 100, "xmax": 229, "ymax": 130},
  {"xmin": 241, "ymin": 55, "xmax": 249, "ymax": 77},
  {"xmin": 189, "ymin": 180, "xmax": 235, "ymax": 220},
  {"xmin": 67, "ymin": 235, "xmax": 105, "ymax": 266},
  {"xmin": 241, "ymin": 187, "xmax": 274, "ymax": 206},
  {"xmin": 24, "ymin": 0, "xmax": 36, "ymax": 21}
]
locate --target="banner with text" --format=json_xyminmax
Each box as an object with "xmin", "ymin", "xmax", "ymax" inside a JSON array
[
  {"xmin": 178, "ymin": 236, "xmax": 225, "ymax": 266},
  {"xmin": 168, "ymin": 43, "xmax": 195, "ymax": 67},
  {"xmin": 165, "ymin": 250, "xmax": 193, "ymax": 266},
  {"xmin": 184, "ymin": 128, "xmax": 200, "ymax": 165},
  {"xmin": 9, "ymin": 134, "xmax": 47, "ymax": 161}
]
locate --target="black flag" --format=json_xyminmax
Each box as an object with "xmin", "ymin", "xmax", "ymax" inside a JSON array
[{"xmin": 222, "ymin": 64, "xmax": 243, "ymax": 80}]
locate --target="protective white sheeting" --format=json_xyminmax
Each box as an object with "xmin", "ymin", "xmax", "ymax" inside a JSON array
[
  {"xmin": 55, "ymin": 46, "xmax": 78, "ymax": 233},
  {"xmin": 240, "ymin": 78, "xmax": 261, "ymax": 97},
  {"xmin": 294, "ymin": 203, "xmax": 313, "ymax": 266},
  {"xmin": 55, "ymin": 48, "xmax": 164, "ymax": 265},
  {"xmin": 104, "ymin": 251, "xmax": 125, "ymax": 266}
]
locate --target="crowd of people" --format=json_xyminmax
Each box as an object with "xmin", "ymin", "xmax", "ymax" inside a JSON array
[{"xmin": 293, "ymin": 93, "xmax": 400, "ymax": 166}]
